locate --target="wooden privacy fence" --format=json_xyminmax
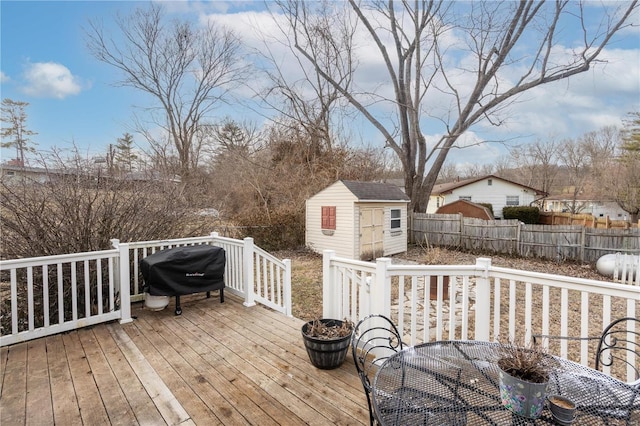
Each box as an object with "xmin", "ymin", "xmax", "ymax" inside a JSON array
[
  {"xmin": 539, "ymin": 211, "xmax": 638, "ymax": 229},
  {"xmin": 411, "ymin": 213, "xmax": 640, "ymax": 263}
]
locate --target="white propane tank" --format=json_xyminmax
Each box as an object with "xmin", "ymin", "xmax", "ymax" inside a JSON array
[
  {"xmin": 596, "ymin": 253, "xmax": 639, "ymax": 280},
  {"xmin": 596, "ymin": 254, "xmax": 617, "ymax": 277},
  {"xmin": 144, "ymin": 293, "xmax": 170, "ymax": 311}
]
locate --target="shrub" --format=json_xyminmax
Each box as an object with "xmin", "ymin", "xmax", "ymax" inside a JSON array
[
  {"xmin": 503, "ymin": 206, "xmax": 540, "ymax": 224},
  {"xmin": 0, "ymin": 161, "xmax": 204, "ymax": 259},
  {"xmin": 232, "ymin": 207, "xmax": 305, "ymax": 251},
  {"xmin": 478, "ymin": 202, "xmax": 494, "ymax": 216}
]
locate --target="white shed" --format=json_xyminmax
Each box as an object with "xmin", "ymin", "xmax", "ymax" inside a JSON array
[{"xmin": 305, "ymin": 180, "xmax": 410, "ymax": 260}]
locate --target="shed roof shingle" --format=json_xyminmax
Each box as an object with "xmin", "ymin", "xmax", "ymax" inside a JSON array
[{"xmin": 340, "ymin": 180, "xmax": 410, "ymax": 201}]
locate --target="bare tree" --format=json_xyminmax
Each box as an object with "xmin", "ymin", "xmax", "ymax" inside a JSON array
[
  {"xmin": 509, "ymin": 139, "xmax": 560, "ymax": 194},
  {"xmin": 557, "ymin": 138, "xmax": 592, "ymax": 213},
  {"xmin": 1, "ymin": 98, "xmax": 38, "ymax": 166},
  {"xmin": 262, "ymin": 1, "xmax": 356, "ymax": 153},
  {"xmin": 274, "ymin": 0, "xmax": 638, "ymax": 211},
  {"xmin": 86, "ymin": 4, "xmax": 247, "ymax": 180},
  {"xmin": 610, "ymin": 113, "xmax": 640, "ymax": 221}
]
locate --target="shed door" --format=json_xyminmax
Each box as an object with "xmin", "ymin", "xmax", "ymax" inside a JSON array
[{"xmin": 360, "ymin": 208, "xmax": 384, "ymax": 260}]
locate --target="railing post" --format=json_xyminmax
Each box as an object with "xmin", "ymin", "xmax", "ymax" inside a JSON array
[
  {"xmin": 283, "ymin": 259, "xmax": 292, "ymax": 317},
  {"xmin": 116, "ymin": 242, "xmax": 133, "ymax": 324},
  {"xmin": 243, "ymin": 237, "xmax": 256, "ymax": 307},
  {"xmin": 322, "ymin": 250, "xmax": 337, "ymax": 318},
  {"xmin": 474, "ymin": 257, "xmax": 492, "ymax": 341},
  {"xmin": 372, "ymin": 258, "xmax": 392, "ymax": 319},
  {"xmin": 210, "ymin": 231, "xmax": 219, "ymax": 243}
]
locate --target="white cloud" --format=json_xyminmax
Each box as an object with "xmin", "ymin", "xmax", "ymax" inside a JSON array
[
  {"xmin": 21, "ymin": 62, "xmax": 82, "ymax": 99},
  {"xmin": 0, "ymin": 71, "xmax": 9, "ymax": 83}
]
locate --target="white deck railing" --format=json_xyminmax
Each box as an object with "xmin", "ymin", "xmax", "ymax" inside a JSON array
[
  {"xmin": 323, "ymin": 250, "xmax": 640, "ymax": 383},
  {"xmin": 1, "ymin": 234, "xmax": 291, "ymax": 347},
  {"xmin": 119, "ymin": 233, "xmax": 291, "ymax": 315},
  {"xmin": 0, "ymin": 245, "xmax": 131, "ymax": 347}
]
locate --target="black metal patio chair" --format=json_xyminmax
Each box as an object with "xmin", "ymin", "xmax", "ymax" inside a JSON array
[
  {"xmin": 351, "ymin": 314, "xmax": 406, "ymax": 426},
  {"xmin": 533, "ymin": 317, "xmax": 640, "ymax": 387}
]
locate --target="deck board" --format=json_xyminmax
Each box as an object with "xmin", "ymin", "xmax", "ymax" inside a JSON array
[
  {"xmin": 62, "ymin": 331, "xmax": 112, "ymax": 424},
  {"xmin": 78, "ymin": 328, "xmax": 138, "ymax": 424},
  {"xmin": 25, "ymin": 338, "xmax": 54, "ymax": 425},
  {"xmin": 0, "ymin": 294, "xmax": 368, "ymax": 425},
  {"xmin": 92, "ymin": 325, "xmax": 167, "ymax": 425},
  {"xmin": 0, "ymin": 340, "xmax": 26, "ymax": 425},
  {"xmin": 46, "ymin": 334, "xmax": 83, "ymax": 425}
]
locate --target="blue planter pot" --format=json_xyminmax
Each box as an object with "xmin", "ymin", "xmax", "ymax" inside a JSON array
[{"xmin": 499, "ymin": 368, "xmax": 548, "ymax": 419}]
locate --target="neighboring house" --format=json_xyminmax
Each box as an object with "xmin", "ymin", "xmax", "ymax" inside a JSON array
[
  {"xmin": 435, "ymin": 199, "xmax": 493, "ymax": 220},
  {"xmin": 306, "ymin": 180, "xmax": 410, "ymax": 260},
  {"xmin": 427, "ymin": 175, "xmax": 546, "ymax": 219},
  {"xmin": 0, "ymin": 164, "xmax": 54, "ymax": 183},
  {"xmin": 543, "ymin": 195, "xmax": 629, "ymax": 220}
]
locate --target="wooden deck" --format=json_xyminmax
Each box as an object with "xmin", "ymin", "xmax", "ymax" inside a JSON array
[{"xmin": 0, "ymin": 294, "xmax": 369, "ymax": 425}]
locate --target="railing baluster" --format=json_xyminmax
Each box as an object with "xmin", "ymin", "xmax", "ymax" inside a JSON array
[
  {"xmin": 27, "ymin": 266, "xmax": 34, "ymax": 331},
  {"xmin": 84, "ymin": 259, "xmax": 90, "ymax": 318},
  {"xmin": 43, "ymin": 265, "xmax": 49, "ymax": 327},
  {"xmin": 71, "ymin": 261, "xmax": 78, "ymax": 321},
  {"xmin": 11, "ymin": 269, "xmax": 18, "ymax": 334}
]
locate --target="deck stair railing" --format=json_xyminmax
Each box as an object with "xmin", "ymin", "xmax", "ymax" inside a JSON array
[
  {"xmin": 0, "ymin": 233, "xmax": 291, "ymax": 347},
  {"xmin": 323, "ymin": 250, "xmax": 640, "ymax": 383}
]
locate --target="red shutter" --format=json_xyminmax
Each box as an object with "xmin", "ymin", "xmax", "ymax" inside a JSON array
[{"xmin": 321, "ymin": 206, "xmax": 336, "ymax": 230}]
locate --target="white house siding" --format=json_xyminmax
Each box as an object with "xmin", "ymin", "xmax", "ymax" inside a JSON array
[
  {"xmin": 305, "ymin": 182, "xmax": 358, "ymax": 258},
  {"xmin": 544, "ymin": 199, "xmax": 629, "ymax": 220},
  {"xmin": 428, "ymin": 178, "xmax": 537, "ymax": 218}
]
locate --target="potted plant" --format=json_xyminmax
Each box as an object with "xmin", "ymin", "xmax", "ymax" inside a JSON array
[
  {"xmin": 497, "ymin": 339, "xmax": 558, "ymax": 419},
  {"xmin": 301, "ymin": 318, "xmax": 354, "ymax": 369}
]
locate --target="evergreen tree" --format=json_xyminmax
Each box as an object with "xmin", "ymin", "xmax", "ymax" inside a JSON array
[
  {"xmin": 1, "ymin": 98, "xmax": 37, "ymax": 165},
  {"xmin": 115, "ymin": 132, "xmax": 137, "ymax": 172}
]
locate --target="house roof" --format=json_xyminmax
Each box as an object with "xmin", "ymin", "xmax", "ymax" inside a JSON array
[
  {"xmin": 340, "ymin": 180, "xmax": 410, "ymax": 201},
  {"xmin": 431, "ymin": 174, "xmax": 547, "ymax": 196},
  {"xmin": 435, "ymin": 199, "xmax": 493, "ymax": 220}
]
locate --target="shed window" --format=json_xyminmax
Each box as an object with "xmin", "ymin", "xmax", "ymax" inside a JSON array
[
  {"xmin": 506, "ymin": 196, "xmax": 520, "ymax": 206},
  {"xmin": 390, "ymin": 209, "xmax": 401, "ymax": 229},
  {"xmin": 321, "ymin": 206, "xmax": 336, "ymax": 229},
  {"xmin": 488, "ymin": 179, "xmax": 492, "ymax": 186}
]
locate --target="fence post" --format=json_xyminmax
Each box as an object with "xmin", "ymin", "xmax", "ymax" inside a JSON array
[
  {"xmin": 283, "ymin": 258, "xmax": 292, "ymax": 317},
  {"xmin": 116, "ymin": 242, "xmax": 133, "ymax": 324},
  {"xmin": 372, "ymin": 258, "xmax": 392, "ymax": 319},
  {"xmin": 243, "ymin": 237, "xmax": 256, "ymax": 308},
  {"xmin": 474, "ymin": 257, "xmax": 492, "ymax": 341},
  {"xmin": 322, "ymin": 250, "xmax": 337, "ymax": 318},
  {"xmin": 580, "ymin": 227, "xmax": 586, "ymax": 262}
]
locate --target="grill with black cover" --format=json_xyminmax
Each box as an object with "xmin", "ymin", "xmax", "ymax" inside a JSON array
[{"xmin": 140, "ymin": 245, "xmax": 225, "ymax": 315}]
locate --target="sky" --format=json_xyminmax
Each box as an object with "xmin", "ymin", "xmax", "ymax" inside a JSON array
[{"xmin": 1, "ymin": 1, "xmax": 639, "ymax": 169}]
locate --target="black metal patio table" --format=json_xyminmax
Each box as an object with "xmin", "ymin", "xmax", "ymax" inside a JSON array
[{"xmin": 372, "ymin": 340, "xmax": 640, "ymax": 425}]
